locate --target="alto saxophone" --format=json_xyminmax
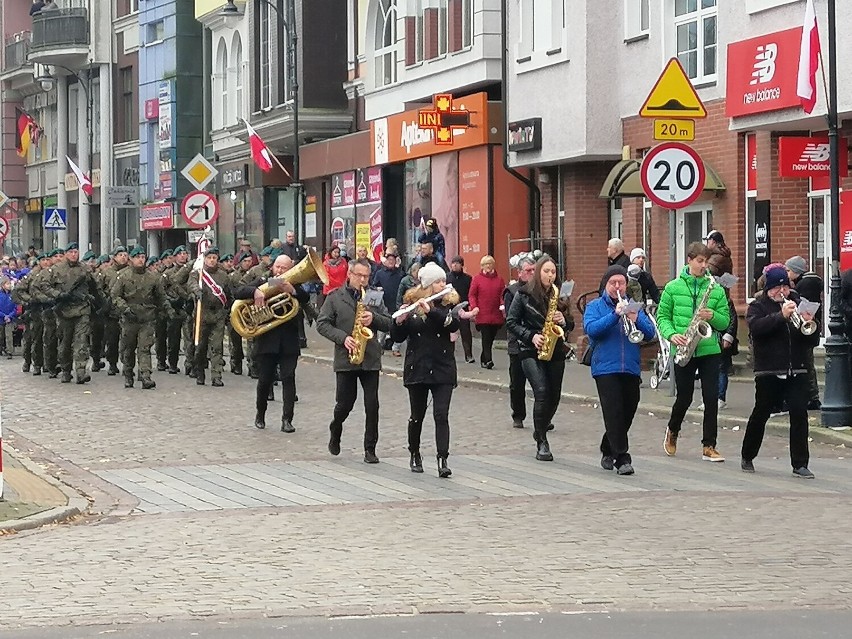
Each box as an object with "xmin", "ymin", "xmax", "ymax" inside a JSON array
[
  {"xmin": 538, "ymin": 284, "xmax": 565, "ymax": 362},
  {"xmin": 348, "ymin": 289, "xmax": 374, "ymax": 365},
  {"xmin": 674, "ymin": 273, "xmax": 716, "ymax": 367}
]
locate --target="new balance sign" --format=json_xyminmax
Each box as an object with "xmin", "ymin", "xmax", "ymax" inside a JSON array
[{"xmin": 778, "ymin": 136, "xmax": 848, "ymax": 178}]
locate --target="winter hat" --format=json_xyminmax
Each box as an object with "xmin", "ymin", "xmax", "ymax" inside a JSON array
[
  {"xmin": 599, "ymin": 265, "xmax": 628, "ymax": 294},
  {"xmin": 629, "ymin": 248, "xmax": 646, "ymax": 262},
  {"xmin": 419, "ymin": 262, "xmax": 446, "ymax": 289},
  {"xmin": 704, "ymin": 230, "xmax": 725, "ymax": 245},
  {"xmin": 763, "ymin": 266, "xmax": 790, "ymax": 292},
  {"xmin": 785, "ymin": 255, "xmax": 807, "ymax": 276}
]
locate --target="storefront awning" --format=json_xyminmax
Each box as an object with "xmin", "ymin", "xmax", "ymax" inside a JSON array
[{"xmin": 598, "ymin": 159, "xmax": 726, "ymax": 199}]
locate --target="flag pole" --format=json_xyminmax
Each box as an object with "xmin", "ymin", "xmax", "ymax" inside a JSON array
[{"xmin": 193, "ymin": 227, "xmax": 209, "ymax": 347}]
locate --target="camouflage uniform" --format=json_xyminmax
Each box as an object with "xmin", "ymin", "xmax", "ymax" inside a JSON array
[
  {"xmin": 167, "ymin": 261, "xmax": 196, "ymax": 375},
  {"xmin": 11, "ymin": 264, "xmax": 41, "ymax": 372},
  {"xmin": 162, "ymin": 252, "xmax": 190, "ymax": 374},
  {"xmin": 29, "ymin": 261, "xmax": 59, "ymax": 377},
  {"xmin": 188, "ymin": 262, "xmax": 231, "ymax": 386},
  {"xmin": 90, "ymin": 264, "xmax": 107, "ymax": 369},
  {"xmin": 51, "ymin": 256, "xmax": 100, "ymax": 383},
  {"xmin": 101, "ymin": 260, "xmax": 128, "ymax": 374},
  {"xmin": 111, "ymin": 260, "xmax": 169, "ymax": 389}
]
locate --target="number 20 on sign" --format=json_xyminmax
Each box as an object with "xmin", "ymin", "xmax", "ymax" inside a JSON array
[{"xmin": 640, "ymin": 142, "xmax": 706, "ymax": 209}]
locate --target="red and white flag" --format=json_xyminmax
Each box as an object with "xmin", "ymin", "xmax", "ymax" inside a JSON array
[
  {"xmin": 245, "ymin": 120, "xmax": 281, "ymax": 174},
  {"xmin": 796, "ymin": 0, "xmax": 821, "ymax": 114},
  {"xmin": 66, "ymin": 156, "xmax": 94, "ymax": 198}
]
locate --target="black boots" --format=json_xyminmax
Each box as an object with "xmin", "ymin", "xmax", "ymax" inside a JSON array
[
  {"xmin": 437, "ymin": 456, "xmax": 452, "ymax": 478},
  {"xmin": 255, "ymin": 411, "xmax": 266, "ymax": 430},
  {"xmin": 141, "ymin": 377, "xmax": 156, "ymax": 390},
  {"xmin": 364, "ymin": 449, "xmax": 380, "ymax": 464},
  {"xmin": 76, "ymin": 373, "xmax": 91, "ymax": 385},
  {"xmin": 281, "ymin": 418, "xmax": 295, "ymax": 433},
  {"xmin": 124, "ymin": 374, "xmax": 134, "ymax": 388},
  {"xmin": 328, "ymin": 424, "xmax": 342, "ymax": 456},
  {"xmin": 536, "ymin": 438, "xmax": 553, "ymax": 462},
  {"xmin": 60, "ymin": 371, "xmax": 73, "ymax": 383},
  {"xmin": 410, "ymin": 451, "xmax": 423, "ymax": 473},
  {"xmin": 107, "ymin": 364, "xmax": 119, "ymax": 376}
]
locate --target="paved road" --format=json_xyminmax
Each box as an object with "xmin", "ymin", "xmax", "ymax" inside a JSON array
[{"xmin": 1, "ymin": 343, "xmax": 851, "ymax": 631}]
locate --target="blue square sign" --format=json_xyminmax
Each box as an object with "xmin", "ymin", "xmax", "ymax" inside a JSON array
[{"xmin": 44, "ymin": 208, "xmax": 67, "ymax": 230}]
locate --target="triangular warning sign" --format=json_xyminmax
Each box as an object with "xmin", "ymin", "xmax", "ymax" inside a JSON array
[
  {"xmin": 45, "ymin": 210, "xmax": 65, "ymax": 229},
  {"xmin": 639, "ymin": 58, "xmax": 707, "ymax": 119}
]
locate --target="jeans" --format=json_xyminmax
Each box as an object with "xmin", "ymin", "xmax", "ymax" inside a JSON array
[
  {"xmin": 520, "ymin": 356, "xmax": 565, "ymax": 441},
  {"xmin": 668, "ymin": 353, "xmax": 721, "ymax": 447},
  {"xmin": 718, "ymin": 351, "xmax": 732, "ymax": 401},
  {"xmin": 330, "ymin": 370, "xmax": 381, "ymax": 452},
  {"xmin": 407, "ymin": 383, "xmax": 453, "ymax": 458},
  {"xmin": 595, "ymin": 374, "xmax": 641, "ymax": 467},
  {"xmin": 458, "ymin": 319, "xmax": 473, "ymax": 360},
  {"xmin": 508, "ymin": 353, "xmax": 527, "ymax": 422},
  {"xmin": 477, "ymin": 324, "xmax": 499, "ymax": 364},
  {"xmin": 742, "ymin": 374, "xmax": 810, "ymax": 469},
  {"xmin": 257, "ymin": 353, "xmax": 298, "ymax": 421}
]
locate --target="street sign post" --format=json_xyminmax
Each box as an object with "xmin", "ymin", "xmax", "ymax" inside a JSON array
[
  {"xmin": 653, "ymin": 119, "xmax": 696, "ymax": 141},
  {"xmin": 640, "ymin": 142, "xmax": 706, "ymax": 209},
  {"xmin": 0, "ymin": 190, "xmax": 8, "ymax": 210},
  {"xmin": 44, "ymin": 207, "xmax": 68, "ymax": 230},
  {"xmin": 180, "ymin": 190, "xmax": 219, "ymax": 229},
  {"xmin": 0, "ymin": 216, "xmax": 9, "ymax": 241},
  {"xmin": 104, "ymin": 186, "xmax": 140, "ymax": 208},
  {"xmin": 640, "ymin": 57, "xmax": 706, "ymax": 143}
]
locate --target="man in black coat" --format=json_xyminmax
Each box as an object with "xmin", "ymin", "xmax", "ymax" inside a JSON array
[
  {"xmin": 785, "ymin": 255, "xmax": 823, "ymax": 409},
  {"xmin": 741, "ymin": 266, "xmax": 819, "ymax": 478},
  {"xmin": 446, "ymin": 256, "xmax": 473, "ymax": 363},
  {"xmin": 372, "ymin": 250, "xmax": 405, "ymax": 354},
  {"xmin": 502, "ymin": 255, "xmax": 536, "ymax": 427},
  {"xmin": 279, "ymin": 230, "xmax": 310, "ymax": 348},
  {"xmin": 232, "ymin": 254, "xmax": 309, "ymax": 433}
]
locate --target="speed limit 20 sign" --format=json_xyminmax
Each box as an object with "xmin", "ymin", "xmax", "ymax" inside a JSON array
[{"xmin": 640, "ymin": 142, "xmax": 706, "ymax": 209}]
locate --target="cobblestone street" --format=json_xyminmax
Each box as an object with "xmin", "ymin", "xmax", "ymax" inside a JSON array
[{"xmin": 2, "ymin": 350, "xmax": 852, "ymax": 630}]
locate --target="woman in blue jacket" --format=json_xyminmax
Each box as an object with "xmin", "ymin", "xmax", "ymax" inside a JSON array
[{"xmin": 583, "ymin": 266, "xmax": 655, "ymax": 475}]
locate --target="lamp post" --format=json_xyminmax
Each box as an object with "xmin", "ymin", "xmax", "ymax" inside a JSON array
[
  {"xmin": 820, "ymin": 0, "xmax": 852, "ymax": 428},
  {"xmin": 220, "ymin": 0, "xmax": 302, "ymax": 242}
]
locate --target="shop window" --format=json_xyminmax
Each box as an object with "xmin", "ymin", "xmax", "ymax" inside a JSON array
[
  {"xmin": 673, "ymin": 0, "xmax": 716, "ymax": 83},
  {"xmin": 375, "ymin": 0, "xmax": 398, "ymax": 87}
]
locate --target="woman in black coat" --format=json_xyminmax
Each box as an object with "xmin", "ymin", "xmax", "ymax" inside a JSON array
[{"xmin": 391, "ymin": 262, "xmax": 460, "ymax": 478}]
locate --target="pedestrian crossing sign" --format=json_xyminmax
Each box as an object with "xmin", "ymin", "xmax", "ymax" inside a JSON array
[{"xmin": 44, "ymin": 207, "xmax": 68, "ymax": 230}]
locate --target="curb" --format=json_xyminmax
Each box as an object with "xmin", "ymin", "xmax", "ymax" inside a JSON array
[
  {"xmin": 0, "ymin": 446, "xmax": 89, "ymax": 534},
  {"xmin": 299, "ymin": 353, "xmax": 852, "ymax": 448}
]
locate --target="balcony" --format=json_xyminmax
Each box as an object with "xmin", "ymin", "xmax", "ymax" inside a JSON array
[
  {"xmin": 28, "ymin": 8, "xmax": 90, "ymax": 68},
  {"xmin": 1, "ymin": 33, "xmax": 35, "ymax": 97}
]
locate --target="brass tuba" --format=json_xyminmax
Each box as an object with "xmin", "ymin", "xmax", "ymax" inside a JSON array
[{"xmin": 230, "ymin": 247, "xmax": 329, "ymax": 339}]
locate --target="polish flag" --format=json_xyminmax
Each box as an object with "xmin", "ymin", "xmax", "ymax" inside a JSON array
[
  {"xmin": 66, "ymin": 156, "xmax": 93, "ymax": 198},
  {"xmin": 796, "ymin": 0, "xmax": 821, "ymax": 114},
  {"xmin": 245, "ymin": 120, "xmax": 276, "ymax": 173}
]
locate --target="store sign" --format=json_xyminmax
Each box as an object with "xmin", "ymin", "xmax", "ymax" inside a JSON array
[
  {"xmin": 144, "ymin": 99, "xmax": 159, "ymax": 120},
  {"xmin": 371, "ymin": 92, "xmax": 492, "ymax": 165},
  {"xmin": 841, "ymin": 197, "xmax": 852, "ymax": 271},
  {"xmin": 25, "ymin": 198, "xmax": 42, "ymax": 215},
  {"xmin": 726, "ymin": 27, "xmax": 802, "ymax": 117},
  {"xmin": 507, "ymin": 118, "xmax": 543, "ymax": 152},
  {"xmin": 220, "ymin": 164, "xmax": 249, "ymax": 190},
  {"xmin": 778, "ymin": 136, "xmax": 849, "ymax": 177},
  {"xmin": 141, "ymin": 203, "xmax": 174, "ymax": 230},
  {"xmin": 746, "ymin": 133, "xmax": 757, "ymax": 192},
  {"xmin": 753, "ymin": 200, "xmax": 771, "ymax": 282}
]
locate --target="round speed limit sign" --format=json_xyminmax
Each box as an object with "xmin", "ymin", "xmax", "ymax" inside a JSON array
[{"xmin": 640, "ymin": 142, "xmax": 706, "ymax": 209}]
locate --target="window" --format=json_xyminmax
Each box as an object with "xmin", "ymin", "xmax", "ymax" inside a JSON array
[
  {"xmin": 232, "ymin": 33, "xmax": 244, "ymax": 122},
  {"xmin": 625, "ymin": 0, "xmax": 650, "ymax": 39},
  {"xmin": 258, "ymin": 1, "xmax": 274, "ymax": 108},
  {"xmin": 147, "ymin": 20, "xmax": 165, "ymax": 44},
  {"xmin": 119, "ymin": 67, "xmax": 134, "ymax": 142},
  {"xmin": 91, "ymin": 79, "xmax": 101, "ymax": 150},
  {"xmin": 129, "ymin": 0, "xmax": 139, "ymax": 13},
  {"xmin": 375, "ymin": 0, "xmax": 398, "ymax": 87},
  {"xmin": 68, "ymin": 85, "xmax": 79, "ymax": 145},
  {"xmin": 518, "ymin": 0, "xmax": 534, "ymax": 59},
  {"xmin": 517, "ymin": 0, "xmax": 566, "ymax": 64},
  {"xmin": 404, "ymin": 0, "xmax": 423, "ymax": 66},
  {"xmin": 438, "ymin": 0, "xmax": 448, "ymax": 56},
  {"xmin": 461, "ymin": 0, "xmax": 472, "ymax": 48},
  {"xmin": 674, "ymin": 0, "xmax": 717, "ymax": 83},
  {"xmin": 215, "ymin": 39, "xmax": 228, "ymax": 128}
]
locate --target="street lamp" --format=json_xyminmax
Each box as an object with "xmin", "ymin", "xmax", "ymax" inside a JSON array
[{"xmin": 219, "ymin": 0, "xmax": 302, "ymax": 243}]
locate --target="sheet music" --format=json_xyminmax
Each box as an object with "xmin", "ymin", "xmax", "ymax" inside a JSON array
[
  {"xmin": 798, "ymin": 298, "xmax": 820, "ymax": 316},
  {"xmin": 560, "ymin": 280, "xmax": 575, "ymax": 299}
]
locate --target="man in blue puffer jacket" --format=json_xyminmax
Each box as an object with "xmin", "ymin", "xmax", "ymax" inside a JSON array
[{"xmin": 583, "ymin": 265, "xmax": 655, "ymax": 475}]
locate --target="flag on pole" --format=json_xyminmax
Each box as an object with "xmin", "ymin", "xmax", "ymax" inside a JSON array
[
  {"xmin": 796, "ymin": 0, "xmax": 821, "ymax": 114},
  {"xmin": 66, "ymin": 156, "xmax": 94, "ymax": 198},
  {"xmin": 15, "ymin": 108, "xmax": 39, "ymax": 158},
  {"xmin": 245, "ymin": 120, "xmax": 275, "ymax": 173}
]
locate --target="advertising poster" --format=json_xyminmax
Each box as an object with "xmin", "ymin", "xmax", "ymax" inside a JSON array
[
  {"xmin": 405, "ymin": 158, "xmax": 431, "ymax": 258},
  {"xmin": 841, "ymin": 195, "xmax": 852, "ymax": 272},
  {"xmin": 158, "ymin": 102, "xmax": 173, "ymax": 149},
  {"xmin": 457, "ymin": 146, "xmax": 490, "ymax": 270},
  {"xmin": 356, "ymin": 167, "xmax": 383, "ymax": 261},
  {"xmin": 430, "ymin": 153, "xmax": 459, "ymax": 261},
  {"xmin": 330, "ymin": 171, "xmax": 356, "ymax": 253}
]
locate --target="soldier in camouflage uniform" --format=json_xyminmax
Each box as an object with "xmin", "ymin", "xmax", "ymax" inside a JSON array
[
  {"xmin": 101, "ymin": 246, "xmax": 129, "ymax": 375},
  {"xmin": 220, "ymin": 254, "xmax": 234, "ymax": 273},
  {"xmin": 110, "ymin": 245, "xmax": 170, "ymax": 389},
  {"xmin": 31, "ymin": 249, "xmax": 63, "ymax": 378},
  {"xmin": 227, "ymin": 252, "xmax": 255, "ymax": 375},
  {"xmin": 188, "ymin": 247, "xmax": 230, "ymax": 387},
  {"xmin": 11, "ymin": 255, "xmax": 46, "ymax": 373},
  {"xmin": 166, "ymin": 248, "xmax": 197, "ymax": 376},
  {"xmin": 164, "ymin": 245, "xmax": 190, "ymax": 374},
  {"xmin": 85, "ymin": 251, "xmax": 106, "ymax": 371},
  {"xmin": 154, "ymin": 248, "xmax": 173, "ymax": 370},
  {"xmin": 51, "ymin": 242, "xmax": 101, "ymax": 384}
]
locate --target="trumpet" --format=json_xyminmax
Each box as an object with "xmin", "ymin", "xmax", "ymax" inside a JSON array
[
  {"xmin": 617, "ymin": 291, "xmax": 644, "ymax": 344},
  {"xmin": 782, "ymin": 295, "xmax": 818, "ymax": 335},
  {"xmin": 392, "ymin": 285, "xmax": 455, "ymax": 319}
]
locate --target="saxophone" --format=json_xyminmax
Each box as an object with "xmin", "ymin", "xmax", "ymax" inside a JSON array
[
  {"xmin": 537, "ymin": 284, "xmax": 565, "ymax": 362},
  {"xmin": 348, "ymin": 289, "xmax": 374, "ymax": 366},
  {"xmin": 674, "ymin": 273, "xmax": 716, "ymax": 367}
]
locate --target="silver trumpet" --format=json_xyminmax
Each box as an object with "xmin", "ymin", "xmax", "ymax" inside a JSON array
[
  {"xmin": 782, "ymin": 295, "xmax": 818, "ymax": 335},
  {"xmin": 617, "ymin": 291, "xmax": 644, "ymax": 344}
]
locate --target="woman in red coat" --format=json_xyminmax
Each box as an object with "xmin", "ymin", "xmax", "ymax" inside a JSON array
[
  {"xmin": 468, "ymin": 255, "xmax": 506, "ymax": 369},
  {"xmin": 320, "ymin": 245, "xmax": 349, "ymax": 309}
]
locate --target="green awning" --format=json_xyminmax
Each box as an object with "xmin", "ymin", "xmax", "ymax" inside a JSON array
[{"xmin": 599, "ymin": 158, "xmax": 726, "ymax": 199}]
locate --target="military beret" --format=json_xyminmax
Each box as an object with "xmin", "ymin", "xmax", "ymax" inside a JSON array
[
  {"xmin": 159, "ymin": 248, "xmax": 173, "ymax": 260},
  {"xmin": 97, "ymin": 254, "xmax": 110, "ymax": 265},
  {"xmin": 146, "ymin": 257, "xmax": 159, "ymax": 267},
  {"xmin": 82, "ymin": 250, "xmax": 96, "ymax": 261},
  {"xmin": 204, "ymin": 247, "xmax": 220, "ymax": 257},
  {"xmin": 38, "ymin": 253, "xmax": 49, "ymax": 261},
  {"xmin": 66, "ymin": 242, "xmax": 79, "ymax": 252},
  {"xmin": 238, "ymin": 252, "xmax": 252, "ymax": 262},
  {"xmin": 129, "ymin": 245, "xmax": 146, "ymax": 258},
  {"xmin": 112, "ymin": 245, "xmax": 127, "ymax": 256},
  {"xmin": 55, "ymin": 247, "xmax": 65, "ymax": 255},
  {"xmin": 221, "ymin": 253, "xmax": 234, "ymax": 262},
  {"xmin": 47, "ymin": 249, "xmax": 58, "ymax": 257},
  {"xmin": 260, "ymin": 246, "xmax": 273, "ymax": 257},
  {"xmin": 173, "ymin": 245, "xmax": 187, "ymax": 255}
]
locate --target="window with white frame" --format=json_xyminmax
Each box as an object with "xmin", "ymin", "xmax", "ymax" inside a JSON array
[
  {"xmin": 215, "ymin": 38, "xmax": 228, "ymax": 129},
  {"xmin": 375, "ymin": 0, "xmax": 398, "ymax": 87},
  {"xmin": 232, "ymin": 33, "xmax": 244, "ymax": 123},
  {"xmin": 259, "ymin": 1, "xmax": 274, "ymax": 108},
  {"xmin": 625, "ymin": 0, "xmax": 650, "ymax": 39},
  {"xmin": 674, "ymin": 0, "xmax": 717, "ymax": 82},
  {"xmin": 461, "ymin": 0, "xmax": 473, "ymax": 48},
  {"xmin": 517, "ymin": 0, "xmax": 566, "ymax": 63},
  {"xmin": 129, "ymin": 0, "xmax": 139, "ymax": 13}
]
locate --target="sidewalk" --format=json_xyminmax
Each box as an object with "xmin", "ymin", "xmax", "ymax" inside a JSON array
[{"xmin": 300, "ymin": 326, "xmax": 852, "ymax": 447}]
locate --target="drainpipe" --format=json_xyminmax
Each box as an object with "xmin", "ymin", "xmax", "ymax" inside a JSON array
[{"xmin": 500, "ymin": 0, "xmax": 541, "ymax": 242}]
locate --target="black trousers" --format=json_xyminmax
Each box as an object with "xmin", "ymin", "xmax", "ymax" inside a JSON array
[
  {"xmin": 520, "ymin": 356, "xmax": 565, "ymax": 442},
  {"xmin": 166, "ymin": 315, "xmax": 184, "ymax": 368},
  {"xmin": 104, "ymin": 316, "xmax": 121, "ymax": 366},
  {"xmin": 595, "ymin": 374, "xmax": 641, "ymax": 467},
  {"xmin": 742, "ymin": 374, "xmax": 810, "ymax": 469},
  {"xmin": 668, "ymin": 353, "xmax": 721, "ymax": 447},
  {"xmin": 155, "ymin": 317, "xmax": 168, "ymax": 366},
  {"xmin": 478, "ymin": 324, "xmax": 498, "ymax": 364},
  {"xmin": 90, "ymin": 314, "xmax": 104, "ymax": 362},
  {"xmin": 803, "ymin": 348, "xmax": 820, "ymax": 404},
  {"xmin": 331, "ymin": 370, "xmax": 380, "ymax": 452},
  {"xmin": 458, "ymin": 319, "xmax": 473, "ymax": 360},
  {"xmin": 407, "ymin": 383, "xmax": 453, "ymax": 458},
  {"xmin": 508, "ymin": 353, "xmax": 527, "ymax": 422},
  {"xmin": 257, "ymin": 353, "xmax": 298, "ymax": 421}
]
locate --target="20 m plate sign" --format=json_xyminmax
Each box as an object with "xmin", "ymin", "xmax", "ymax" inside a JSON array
[{"xmin": 640, "ymin": 142, "xmax": 706, "ymax": 209}]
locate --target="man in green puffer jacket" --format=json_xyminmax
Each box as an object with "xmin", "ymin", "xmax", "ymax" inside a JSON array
[{"xmin": 657, "ymin": 241, "xmax": 730, "ymax": 463}]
